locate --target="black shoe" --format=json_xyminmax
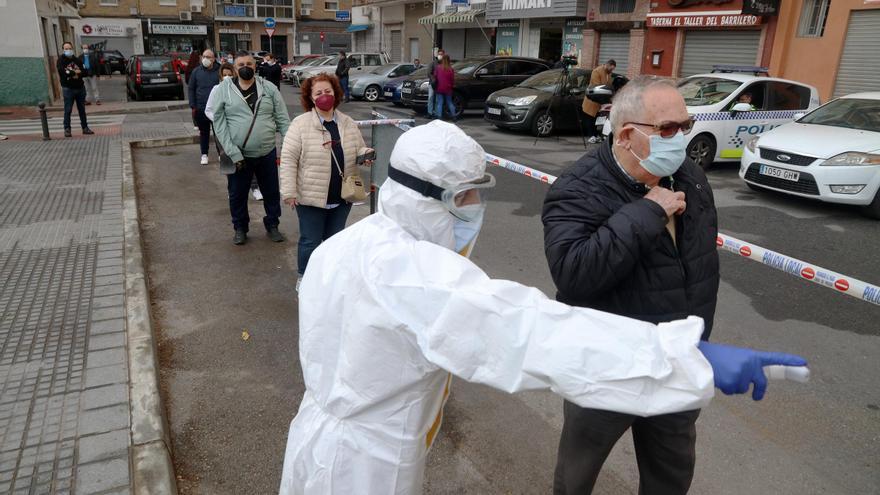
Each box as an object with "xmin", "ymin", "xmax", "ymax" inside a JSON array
[
  {"xmin": 233, "ymin": 230, "xmax": 247, "ymax": 245},
  {"xmin": 82, "ymin": 128, "xmax": 95, "ymax": 135},
  {"xmin": 267, "ymin": 227, "xmax": 285, "ymax": 243},
  {"xmin": 64, "ymin": 129, "xmax": 72, "ymax": 138}
]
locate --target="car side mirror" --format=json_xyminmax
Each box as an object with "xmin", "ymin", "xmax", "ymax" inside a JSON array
[
  {"xmin": 794, "ymin": 112, "xmax": 806, "ymax": 121},
  {"xmin": 730, "ymin": 102, "xmax": 754, "ymax": 113},
  {"xmin": 476, "ymin": 68, "xmax": 488, "ymax": 76}
]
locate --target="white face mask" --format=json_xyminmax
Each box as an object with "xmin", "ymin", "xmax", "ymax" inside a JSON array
[
  {"xmin": 202, "ymin": 57, "xmax": 212, "ymax": 68},
  {"xmin": 82, "ymin": 49, "xmax": 89, "ymax": 54},
  {"xmin": 452, "ymin": 205, "xmax": 485, "ymax": 256}
]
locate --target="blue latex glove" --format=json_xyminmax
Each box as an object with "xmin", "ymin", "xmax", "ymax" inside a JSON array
[{"xmin": 698, "ymin": 341, "xmax": 807, "ymax": 401}]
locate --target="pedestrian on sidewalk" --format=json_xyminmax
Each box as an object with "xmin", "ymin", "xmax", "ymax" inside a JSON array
[
  {"xmin": 213, "ymin": 51, "xmax": 290, "ymax": 245},
  {"xmin": 334, "ymin": 51, "xmax": 351, "ymax": 103},
  {"xmin": 258, "ymin": 53, "xmax": 282, "ymax": 89},
  {"xmin": 188, "ymin": 49, "xmax": 221, "ymax": 166},
  {"xmin": 425, "ymin": 48, "xmax": 445, "ymax": 118},
  {"xmin": 185, "ymin": 49, "xmax": 201, "ymax": 85},
  {"xmin": 57, "ymin": 42, "xmax": 93, "ymax": 138},
  {"xmin": 204, "ymin": 63, "xmax": 236, "ymax": 121},
  {"xmin": 78, "ymin": 44, "xmax": 101, "ymax": 105},
  {"xmin": 279, "ymin": 73, "xmax": 373, "ymax": 291},
  {"xmin": 433, "ymin": 54, "xmax": 456, "ymax": 121}
]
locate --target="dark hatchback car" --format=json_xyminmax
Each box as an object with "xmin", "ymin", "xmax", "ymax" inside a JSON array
[
  {"xmin": 100, "ymin": 50, "xmax": 127, "ymax": 75},
  {"xmin": 399, "ymin": 56, "xmax": 551, "ymax": 118},
  {"xmin": 126, "ymin": 56, "xmax": 185, "ymax": 101},
  {"xmin": 485, "ymin": 68, "xmax": 589, "ymax": 137}
]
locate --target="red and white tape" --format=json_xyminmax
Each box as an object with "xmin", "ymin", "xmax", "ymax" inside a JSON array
[
  {"xmin": 716, "ymin": 233, "xmax": 879, "ymax": 306},
  {"xmin": 484, "ymin": 153, "xmax": 558, "ymax": 184},
  {"xmin": 357, "ymin": 118, "xmax": 416, "ymax": 128}
]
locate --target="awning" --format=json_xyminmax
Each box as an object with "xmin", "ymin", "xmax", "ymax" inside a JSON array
[
  {"xmin": 346, "ymin": 24, "xmax": 371, "ymax": 32},
  {"xmin": 419, "ymin": 8, "xmax": 486, "ymax": 25}
]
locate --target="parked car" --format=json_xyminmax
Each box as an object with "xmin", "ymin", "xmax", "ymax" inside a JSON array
[
  {"xmin": 672, "ymin": 67, "xmax": 821, "ymax": 169},
  {"xmin": 288, "ymin": 55, "xmax": 336, "ymax": 86},
  {"xmin": 399, "ymin": 56, "xmax": 551, "ymax": 118},
  {"xmin": 99, "ymin": 50, "xmax": 127, "ymax": 75},
  {"xmin": 349, "ymin": 63, "xmax": 417, "ymax": 102},
  {"xmin": 295, "ymin": 52, "xmax": 390, "ymax": 86},
  {"xmin": 383, "ymin": 68, "xmax": 427, "ymax": 106},
  {"xmin": 126, "ymin": 55, "xmax": 184, "ymax": 101},
  {"xmin": 740, "ymin": 92, "xmax": 880, "ymax": 219},
  {"xmin": 282, "ymin": 55, "xmax": 321, "ymax": 80},
  {"xmin": 484, "ymin": 68, "xmax": 589, "ymax": 137}
]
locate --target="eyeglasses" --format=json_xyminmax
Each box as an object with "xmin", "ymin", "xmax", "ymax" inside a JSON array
[{"xmin": 626, "ymin": 117, "xmax": 695, "ymax": 138}]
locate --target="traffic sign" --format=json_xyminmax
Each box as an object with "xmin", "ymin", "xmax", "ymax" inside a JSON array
[
  {"xmin": 320, "ymin": 32, "xmax": 325, "ymax": 41},
  {"xmin": 264, "ymin": 17, "xmax": 276, "ymax": 28},
  {"xmin": 265, "ymin": 28, "xmax": 275, "ymax": 37}
]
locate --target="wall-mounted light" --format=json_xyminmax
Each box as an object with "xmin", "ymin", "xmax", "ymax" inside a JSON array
[{"xmin": 651, "ymin": 49, "xmax": 662, "ymax": 67}]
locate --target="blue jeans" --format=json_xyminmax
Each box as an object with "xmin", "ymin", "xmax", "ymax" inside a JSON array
[
  {"xmin": 339, "ymin": 76, "xmax": 350, "ymax": 100},
  {"xmin": 426, "ymin": 85, "xmax": 435, "ymax": 117},
  {"xmin": 62, "ymin": 87, "xmax": 88, "ymax": 130},
  {"xmin": 434, "ymin": 93, "xmax": 456, "ymax": 120},
  {"xmin": 226, "ymin": 148, "xmax": 281, "ymax": 233},
  {"xmin": 295, "ymin": 203, "xmax": 352, "ymax": 275}
]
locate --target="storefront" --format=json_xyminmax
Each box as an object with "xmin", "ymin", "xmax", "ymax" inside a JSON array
[
  {"xmin": 297, "ymin": 20, "xmax": 351, "ymax": 56},
  {"xmin": 145, "ymin": 22, "xmax": 213, "ymax": 56},
  {"xmin": 642, "ymin": 0, "xmax": 779, "ymax": 77},
  {"xmin": 69, "ymin": 18, "xmax": 145, "ymax": 59},
  {"xmin": 215, "ymin": 21, "xmax": 293, "ymax": 60},
  {"xmin": 486, "ymin": 0, "xmax": 587, "ymax": 61},
  {"xmin": 420, "ymin": 6, "xmax": 494, "ymax": 60}
]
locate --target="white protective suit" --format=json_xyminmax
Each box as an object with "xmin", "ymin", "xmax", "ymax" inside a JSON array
[{"xmin": 279, "ymin": 121, "xmax": 714, "ymax": 495}]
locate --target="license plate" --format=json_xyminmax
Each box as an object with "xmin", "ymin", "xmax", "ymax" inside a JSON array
[
  {"xmin": 595, "ymin": 116, "xmax": 607, "ymax": 125},
  {"xmin": 401, "ymin": 87, "xmax": 412, "ymax": 94},
  {"xmin": 384, "ymin": 91, "xmax": 392, "ymax": 97},
  {"xmin": 151, "ymin": 78, "xmax": 168, "ymax": 84},
  {"xmin": 487, "ymin": 107, "xmax": 502, "ymax": 115},
  {"xmin": 760, "ymin": 165, "xmax": 800, "ymax": 182}
]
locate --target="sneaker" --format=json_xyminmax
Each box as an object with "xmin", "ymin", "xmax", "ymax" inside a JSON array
[
  {"xmin": 64, "ymin": 129, "xmax": 72, "ymax": 138},
  {"xmin": 267, "ymin": 227, "xmax": 285, "ymax": 243},
  {"xmin": 200, "ymin": 154, "xmax": 209, "ymax": 165},
  {"xmin": 233, "ymin": 230, "xmax": 247, "ymax": 245},
  {"xmin": 252, "ymin": 188, "xmax": 263, "ymax": 201},
  {"xmin": 82, "ymin": 128, "xmax": 94, "ymax": 135},
  {"xmin": 193, "ymin": 126, "xmax": 199, "ymax": 131}
]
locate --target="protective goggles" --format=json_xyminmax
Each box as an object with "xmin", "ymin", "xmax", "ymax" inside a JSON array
[{"xmin": 388, "ymin": 166, "xmax": 495, "ymax": 222}]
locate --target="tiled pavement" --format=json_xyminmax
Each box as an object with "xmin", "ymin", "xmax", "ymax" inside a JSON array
[{"xmin": 0, "ymin": 115, "xmax": 195, "ymax": 493}]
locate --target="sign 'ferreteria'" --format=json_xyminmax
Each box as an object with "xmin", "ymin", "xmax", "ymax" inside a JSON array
[{"xmin": 647, "ymin": 14, "xmax": 762, "ymax": 27}]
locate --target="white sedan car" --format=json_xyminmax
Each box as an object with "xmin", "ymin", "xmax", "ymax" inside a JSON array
[{"xmin": 740, "ymin": 92, "xmax": 880, "ymax": 219}]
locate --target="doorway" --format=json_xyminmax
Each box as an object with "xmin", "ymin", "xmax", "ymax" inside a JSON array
[
  {"xmin": 409, "ymin": 38, "xmax": 419, "ymax": 63},
  {"xmin": 538, "ymin": 28, "xmax": 562, "ymax": 62},
  {"xmin": 261, "ymin": 35, "xmax": 288, "ymax": 61}
]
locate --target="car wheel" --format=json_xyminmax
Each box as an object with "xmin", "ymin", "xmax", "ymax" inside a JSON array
[
  {"xmin": 531, "ymin": 111, "xmax": 554, "ymax": 137},
  {"xmin": 363, "ymin": 85, "xmax": 381, "ymax": 102},
  {"xmin": 452, "ymin": 93, "xmax": 465, "ymax": 119},
  {"xmin": 861, "ymin": 190, "xmax": 880, "ymax": 220},
  {"xmin": 687, "ymin": 134, "xmax": 716, "ymax": 170}
]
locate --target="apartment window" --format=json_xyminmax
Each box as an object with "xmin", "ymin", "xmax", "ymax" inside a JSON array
[
  {"xmin": 797, "ymin": 0, "xmax": 831, "ymax": 37},
  {"xmin": 325, "ymin": 1, "xmax": 338, "ymax": 10},
  {"xmin": 599, "ymin": 0, "xmax": 635, "ymax": 14},
  {"xmin": 99, "ymin": 0, "xmax": 118, "ymax": 5},
  {"xmin": 159, "ymin": 0, "xmax": 178, "ymax": 6}
]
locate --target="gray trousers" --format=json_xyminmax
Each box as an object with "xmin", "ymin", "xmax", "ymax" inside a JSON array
[{"xmin": 84, "ymin": 76, "xmax": 100, "ymax": 102}]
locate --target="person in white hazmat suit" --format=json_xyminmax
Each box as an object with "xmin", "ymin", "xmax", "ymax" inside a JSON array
[{"xmin": 279, "ymin": 120, "xmax": 807, "ymax": 495}]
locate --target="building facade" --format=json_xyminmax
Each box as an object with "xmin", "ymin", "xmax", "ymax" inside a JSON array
[
  {"xmin": 213, "ymin": 0, "xmax": 296, "ymax": 59},
  {"xmin": 350, "ymin": 0, "xmax": 435, "ymax": 64},
  {"xmin": 769, "ymin": 0, "xmax": 880, "ymax": 100},
  {"xmin": 485, "ymin": 0, "xmax": 587, "ymax": 62},
  {"xmin": 293, "ymin": 0, "xmax": 353, "ymax": 56},
  {"xmin": 581, "ymin": 0, "xmax": 648, "ymax": 77}
]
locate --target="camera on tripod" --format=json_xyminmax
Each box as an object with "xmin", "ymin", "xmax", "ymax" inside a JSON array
[{"xmin": 560, "ymin": 56, "xmax": 578, "ymax": 68}]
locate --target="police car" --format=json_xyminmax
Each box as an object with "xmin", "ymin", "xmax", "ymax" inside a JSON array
[{"xmin": 676, "ymin": 67, "xmax": 821, "ymax": 169}]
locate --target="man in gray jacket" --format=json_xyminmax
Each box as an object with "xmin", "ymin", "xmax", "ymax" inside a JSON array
[
  {"xmin": 213, "ymin": 51, "xmax": 291, "ymax": 245},
  {"xmin": 188, "ymin": 49, "xmax": 220, "ymax": 165}
]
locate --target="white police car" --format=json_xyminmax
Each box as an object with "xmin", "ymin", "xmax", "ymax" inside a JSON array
[
  {"xmin": 740, "ymin": 92, "xmax": 880, "ymax": 219},
  {"xmin": 676, "ymin": 67, "xmax": 821, "ymax": 169}
]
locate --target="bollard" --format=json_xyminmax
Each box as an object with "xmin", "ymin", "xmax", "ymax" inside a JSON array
[{"xmin": 38, "ymin": 102, "xmax": 50, "ymax": 141}]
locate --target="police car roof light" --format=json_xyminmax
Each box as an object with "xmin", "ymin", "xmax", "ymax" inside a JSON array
[{"xmin": 711, "ymin": 65, "xmax": 770, "ymax": 76}]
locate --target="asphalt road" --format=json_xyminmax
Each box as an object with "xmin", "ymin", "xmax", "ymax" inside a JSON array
[{"xmin": 136, "ymin": 86, "xmax": 879, "ymax": 494}]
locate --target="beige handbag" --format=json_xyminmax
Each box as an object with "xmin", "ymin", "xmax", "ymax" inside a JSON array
[{"xmin": 330, "ymin": 144, "xmax": 368, "ymax": 203}]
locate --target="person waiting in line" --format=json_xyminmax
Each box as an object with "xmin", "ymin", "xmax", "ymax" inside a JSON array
[
  {"xmin": 277, "ymin": 120, "xmax": 808, "ymax": 494},
  {"xmin": 334, "ymin": 51, "xmax": 351, "ymax": 103},
  {"xmin": 582, "ymin": 59, "xmax": 616, "ymax": 144},
  {"xmin": 204, "ymin": 63, "xmax": 236, "ymax": 121},
  {"xmin": 433, "ymin": 54, "xmax": 457, "ymax": 121},
  {"xmin": 185, "ymin": 49, "xmax": 201, "ymax": 85},
  {"xmin": 78, "ymin": 44, "xmax": 101, "ymax": 105},
  {"xmin": 57, "ymin": 42, "xmax": 93, "ymax": 138},
  {"xmin": 259, "ymin": 53, "xmax": 283, "ymax": 89},
  {"xmin": 212, "ymin": 51, "xmax": 290, "ymax": 245},
  {"xmin": 425, "ymin": 48, "xmax": 445, "ymax": 118},
  {"xmin": 278, "ymin": 74, "xmax": 374, "ymax": 292},
  {"xmin": 188, "ymin": 49, "xmax": 221, "ymax": 166}
]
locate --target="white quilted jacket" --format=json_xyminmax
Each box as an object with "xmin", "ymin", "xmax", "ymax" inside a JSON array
[{"xmin": 279, "ymin": 109, "xmax": 368, "ymax": 207}]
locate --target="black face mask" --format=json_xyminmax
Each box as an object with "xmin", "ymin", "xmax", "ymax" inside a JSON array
[{"xmin": 238, "ymin": 67, "xmax": 255, "ymax": 81}]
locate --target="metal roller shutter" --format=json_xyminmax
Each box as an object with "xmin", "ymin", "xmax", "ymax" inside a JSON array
[
  {"xmin": 355, "ymin": 31, "xmax": 366, "ymax": 52},
  {"xmin": 681, "ymin": 30, "xmax": 761, "ymax": 76},
  {"xmin": 598, "ymin": 32, "xmax": 630, "ymax": 73},
  {"xmin": 465, "ymin": 28, "xmax": 491, "ymax": 57},
  {"xmin": 391, "ymin": 30, "xmax": 402, "ymax": 62},
  {"xmin": 443, "ymin": 29, "xmax": 465, "ymax": 60},
  {"xmin": 833, "ymin": 10, "xmax": 880, "ymax": 97}
]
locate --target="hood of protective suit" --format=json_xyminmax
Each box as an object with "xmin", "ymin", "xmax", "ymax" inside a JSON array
[{"xmin": 378, "ymin": 120, "xmax": 486, "ymax": 250}]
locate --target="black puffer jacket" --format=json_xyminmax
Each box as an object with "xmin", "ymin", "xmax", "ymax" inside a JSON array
[{"xmin": 542, "ymin": 142, "xmax": 720, "ymax": 339}]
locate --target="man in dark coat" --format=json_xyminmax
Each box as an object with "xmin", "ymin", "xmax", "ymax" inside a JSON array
[
  {"xmin": 258, "ymin": 53, "xmax": 283, "ymax": 88},
  {"xmin": 542, "ymin": 75, "xmax": 719, "ymax": 495},
  {"xmin": 335, "ymin": 51, "xmax": 350, "ymax": 102},
  {"xmin": 78, "ymin": 44, "xmax": 101, "ymax": 105},
  {"xmin": 188, "ymin": 49, "xmax": 220, "ymax": 165},
  {"xmin": 57, "ymin": 42, "xmax": 93, "ymax": 138}
]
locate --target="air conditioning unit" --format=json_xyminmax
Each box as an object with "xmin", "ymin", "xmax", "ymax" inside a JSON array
[
  {"xmin": 179, "ymin": 11, "xmax": 192, "ymax": 20},
  {"xmin": 300, "ymin": 8, "xmax": 311, "ymax": 15},
  {"xmin": 190, "ymin": 5, "xmax": 202, "ymax": 12}
]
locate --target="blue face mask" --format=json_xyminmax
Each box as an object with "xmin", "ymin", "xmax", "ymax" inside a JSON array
[
  {"xmin": 63, "ymin": 50, "xmax": 75, "ymax": 57},
  {"xmin": 630, "ymin": 127, "xmax": 687, "ymax": 178}
]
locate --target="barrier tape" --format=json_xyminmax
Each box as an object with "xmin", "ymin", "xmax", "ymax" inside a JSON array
[
  {"xmin": 357, "ymin": 118, "xmax": 416, "ymax": 128},
  {"xmin": 369, "ymin": 110, "xmax": 879, "ymax": 305}
]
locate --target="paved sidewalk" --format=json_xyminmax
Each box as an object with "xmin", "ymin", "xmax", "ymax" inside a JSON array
[{"xmin": 0, "ymin": 114, "xmax": 194, "ymax": 493}]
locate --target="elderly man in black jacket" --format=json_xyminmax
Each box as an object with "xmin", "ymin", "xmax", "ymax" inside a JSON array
[
  {"xmin": 542, "ymin": 75, "xmax": 719, "ymax": 495},
  {"xmin": 188, "ymin": 49, "xmax": 220, "ymax": 165}
]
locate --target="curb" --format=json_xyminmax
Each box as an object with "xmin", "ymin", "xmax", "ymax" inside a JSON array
[
  {"xmin": 50, "ymin": 103, "xmax": 191, "ymax": 117},
  {"xmin": 121, "ymin": 134, "xmax": 197, "ymax": 494}
]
